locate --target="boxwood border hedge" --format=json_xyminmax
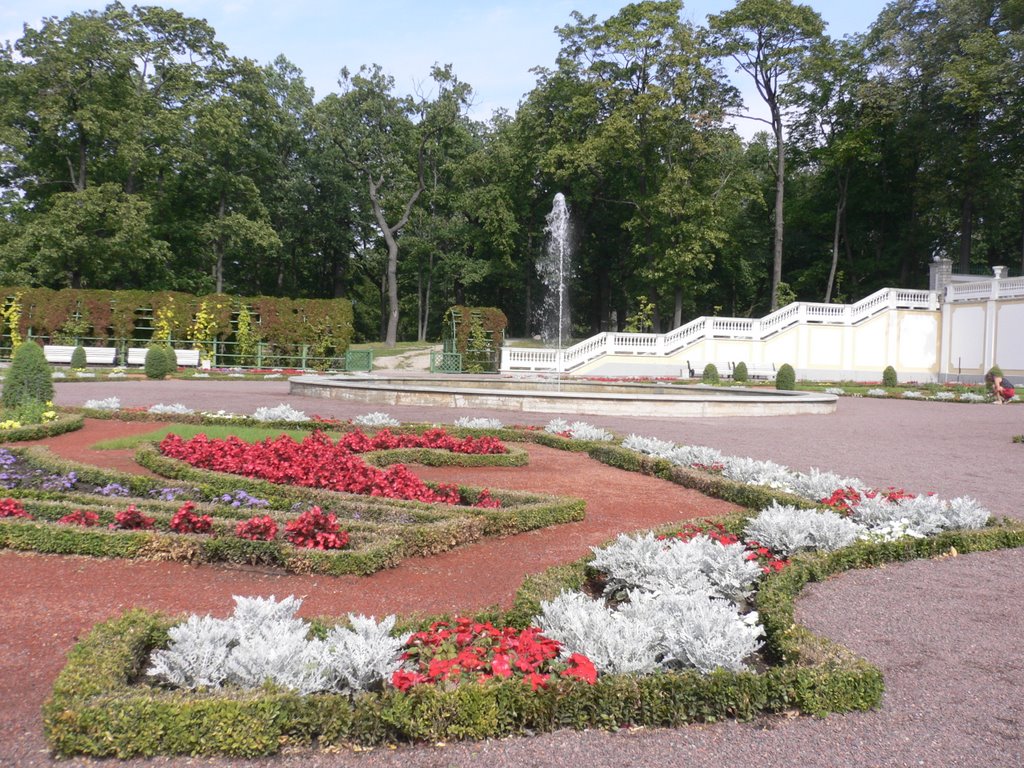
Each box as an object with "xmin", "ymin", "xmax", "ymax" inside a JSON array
[
  {"xmin": 36, "ymin": 416, "xmax": 1024, "ymax": 756},
  {"xmin": 0, "ymin": 412, "xmax": 84, "ymax": 442},
  {"xmin": 43, "ymin": 516, "xmax": 1024, "ymax": 758},
  {"xmin": 0, "ymin": 440, "xmax": 583, "ymax": 570}
]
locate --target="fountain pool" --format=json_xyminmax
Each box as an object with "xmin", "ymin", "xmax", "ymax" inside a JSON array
[{"xmin": 289, "ymin": 374, "xmax": 837, "ymax": 418}]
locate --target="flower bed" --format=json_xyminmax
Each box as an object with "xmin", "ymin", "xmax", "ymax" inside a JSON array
[
  {"xmin": 157, "ymin": 430, "xmax": 511, "ymax": 506},
  {"xmin": 0, "ymin": 412, "xmax": 83, "ymax": 442},
  {"xmin": 37, "ymin": 417, "xmax": 1024, "ymax": 757},
  {"xmin": 0, "ymin": 442, "xmax": 583, "ymax": 570},
  {"xmin": 0, "ymin": 496, "xmax": 403, "ymax": 575}
]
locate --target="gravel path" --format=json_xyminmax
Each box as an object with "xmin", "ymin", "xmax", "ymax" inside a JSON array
[{"xmin": 2, "ymin": 379, "xmax": 1018, "ymax": 768}]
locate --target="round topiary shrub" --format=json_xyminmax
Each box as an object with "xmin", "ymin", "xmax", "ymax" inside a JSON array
[
  {"xmin": 70, "ymin": 345, "xmax": 87, "ymax": 371},
  {"xmin": 775, "ymin": 363, "xmax": 796, "ymax": 391},
  {"xmin": 882, "ymin": 365, "xmax": 898, "ymax": 387},
  {"xmin": 733, "ymin": 361, "xmax": 749, "ymax": 383},
  {"xmin": 144, "ymin": 345, "xmax": 174, "ymax": 379},
  {"xmin": 702, "ymin": 363, "xmax": 720, "ymax": 385},
  {"xmin": 2, "ymin": 342, "xmax": 54, "ymax": 409}
]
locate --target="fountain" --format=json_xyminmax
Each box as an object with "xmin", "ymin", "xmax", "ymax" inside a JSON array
[
  {"xmin": 289, "ymin": 197, "xmax": 836, "ymax": 417},
  {"xmin": 538, "ymin": 193, "xmax": 572, "ymax": 349}
]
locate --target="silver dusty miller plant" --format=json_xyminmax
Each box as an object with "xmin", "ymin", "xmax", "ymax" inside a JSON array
[
  {"xmin": 354, "ymin": 411, "xmax": 400, "ymax": 427},
  {"xmin": 590, "ymin": 531, "xmax": 762, "ymax": 602},
  {"xmin": 251, "ymin": 403, "xmax": 309, "ymax": 422},
  {"xmin": 147, "ymin": 596, "xmax": 406, "ymax": 695},
  {"xmin": 537, "ymin": 589, "xmax": 762, "ymax": 675},
  {"xmin": 743, "ymin": 502, "xmax": 865, "ymax": 557},
  {"xmin": 545, "ymin": 418, "xmax": 613, "ymax": 441},
  {"xmin": 454, "ymin": 416, "xmax": 504, "ymax": 430}
]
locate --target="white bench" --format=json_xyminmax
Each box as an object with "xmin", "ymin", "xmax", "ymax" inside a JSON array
[
  {"xmin": 687, "ymin": 360, "xmax": 733, "ymax": 380},
  {"xmin": 43, "ymin": 345, "xmax": 117, "ymax": 365},
  {"xmin": 745, "ymin": 363, "xmax": 777, "ymax": 380},
  {"xmin": 125, "ymin": 347, "xmax": 202, "ymax": 367}
]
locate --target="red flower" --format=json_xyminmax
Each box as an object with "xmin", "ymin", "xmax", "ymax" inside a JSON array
[
  {"xmin": 110, "ymin": 504, "xmax": 154, "ymax": 530},
  {"xmin": 235, "ymin": 515, "xmax": 278, "ymax": 541},
  {"xmin": 158, "ymin": 430, "xmax": 505, "ymax": 507},
  {"xmin": 391, "ymin": 670, "xmax": 430, "ymax": 692},
  {"xmin": 284, "ymin": 507, "xmax": 349, "ymax": 550},
  {"xmin": 0, "ymin": 498, "xmax": 31, "ymax": 519},
  {"xmin": 563, "ymin": 653, "xmax": 597, "ymax": 684},
  {"xmin": 169, "ymin": 501, "xmax": 213, "ymax": 534},
  {"xmin": 58, "ymin": 509, "xmax": 99, "ymax": 526}
]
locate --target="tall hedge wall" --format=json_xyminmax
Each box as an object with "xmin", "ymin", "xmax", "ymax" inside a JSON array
[{"xmin": 0, "ymin": 287, "xmax": 352, "ymax": 354}]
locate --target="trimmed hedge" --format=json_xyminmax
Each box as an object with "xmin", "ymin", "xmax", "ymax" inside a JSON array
[
  {"xmin": 0, "ymin": 443, "xmax": 583, "ymax": 567},
  {"xmin": 45, "ymin": 517, "xmax": 1024, "ymax": 756},
  {"xmin": 38, "ymin": 419, "xmax": 1024, "ymax": 756},
  {"xmin": 0, "ymin": 498, "xmax": 405, "ymax": 576},
  {"xmin": 0, "ymin": 412, "xmax": 83, "ymax": 442}
]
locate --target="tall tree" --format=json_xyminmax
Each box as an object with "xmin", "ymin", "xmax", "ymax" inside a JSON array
[
  {"xmin": 521, "ymin": 1, "xmax": 742, "ymax": 332},
  {"xmin": 788, "ymin": 36, "xmax": 872, "ymax": 301},
  {"xmin": 866, "ymin": 0, "xmax": 1024, "ymax": 273},
  {"xmin": 317, "ymin": 64, "xmax": 470, "ymax": 345},
  {"xmin": 708, "ymin": 0, "xmax": 825, "ymax": 309}
]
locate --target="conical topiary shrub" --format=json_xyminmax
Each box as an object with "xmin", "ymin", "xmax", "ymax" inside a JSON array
[
  {"xmin": 882, "ymin": 365, "xmax": 898, "ymax": 387},
  {"xmin": 70, "ymin": 345, "xmax": 87, "ymax": 371},
  {"xmin": 775, "ymin": 363, "xmax": 796, "ymax": 391},
  {"xmin": 144, "ymin": 345, "xmax": 175, "ymax": 379},
  {"xmin": 2, "ymin": 342, "xmax": 54, "ymax": 408},
  {"xmin": 162, "ymin": 345, "xmax": 179, "ymax": 375},
  {"xmin": 733, "ymin": 361, "xmax": 748, "ymax": 383}
]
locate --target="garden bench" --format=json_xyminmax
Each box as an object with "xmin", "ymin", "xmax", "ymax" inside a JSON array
[
  {"xmin": 125, "ymin": 347, "xmax": 202, "ymax": 367},
  {"xmin": 745, "ymin": 363, "xmax": 777, "ymax": 380},
  {"xmin": 686, "ymin": 360, "xmax": 733, "ymax": 380},
  {"xmin": 43, "ymin": 345, "xmax": 117, "ymax": 366}
]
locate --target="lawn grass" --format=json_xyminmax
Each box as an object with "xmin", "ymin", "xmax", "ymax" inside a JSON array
[{"xmin": 91, "ymin": 424, "xmax": 335, "ymax": 450}]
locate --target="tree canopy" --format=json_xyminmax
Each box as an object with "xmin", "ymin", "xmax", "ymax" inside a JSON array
[{"xmin": 1, "ymin": 0, "xmax": 1021, "ymax": 343}]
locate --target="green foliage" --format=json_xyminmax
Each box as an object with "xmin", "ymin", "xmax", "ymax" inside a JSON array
[
  {"xmin": 775, "ymin": 363, "xmax": 796, "ymax": 390},
  {"xmin": 623, "ymin": 296, "xmax": 655, "ymax": 333},
  {"xmin": 987, "ymin": 364, "xmax": 1003, "ymax": 379},
  {"xmin": 445, "ymin": 307, "xmax": 507, "ymax": 372},
  {"xmin": 1, "ymin": 341, "xmax": 54, "ymax": 408},
  {"xmin": 0, "ymin": 413, "xmax": 82, "ymax": 442},
  {"xmin": 144, "ymin": 345, "xmax": 174, "ymax": 379},
  {"xmin": 882, "ymin": 365, "xmax": 898, "ymax": 387},
  {"xmin": 161, "ymin": 344, "xmax": 179, "ymax": 374},
  {"xmin": 69, "ymin": 345, "xmax": 87, "ymax": 370},
  {"xmin": 49, "ymin": 516, "xmax": 1024, "ymax": 756},
  {"xmin": 701, "ymin": 363, "xmax": 720, "ymax": 385},
  {"xmin": 733, "ymin": 361, "xmax": 749, "ymax": 382}
]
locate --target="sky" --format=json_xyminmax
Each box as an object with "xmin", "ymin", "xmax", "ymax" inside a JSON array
[{"xmin": 1, "ymin": 0, "xmax": 893, "ymax": 133}]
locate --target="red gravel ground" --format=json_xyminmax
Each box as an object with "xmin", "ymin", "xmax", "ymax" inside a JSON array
[{"xmin": 0, "ymin": 380, "xmax": 1020, "ymax": 767}]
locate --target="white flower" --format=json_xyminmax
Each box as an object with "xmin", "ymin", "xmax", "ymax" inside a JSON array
[{"xmin": 866, "ymin": 388, "xmax": 887, "ymax": 397}]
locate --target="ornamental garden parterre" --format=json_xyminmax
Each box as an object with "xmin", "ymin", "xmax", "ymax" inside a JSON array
[{"xmin": 0, "ymin": 408, "xmax": 1020, "ymax": 756}]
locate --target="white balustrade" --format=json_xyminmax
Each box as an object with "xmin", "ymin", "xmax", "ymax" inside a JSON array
[{"xmin": 501, "ymin": 287, "xmax": 944, "ymax": 373}]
